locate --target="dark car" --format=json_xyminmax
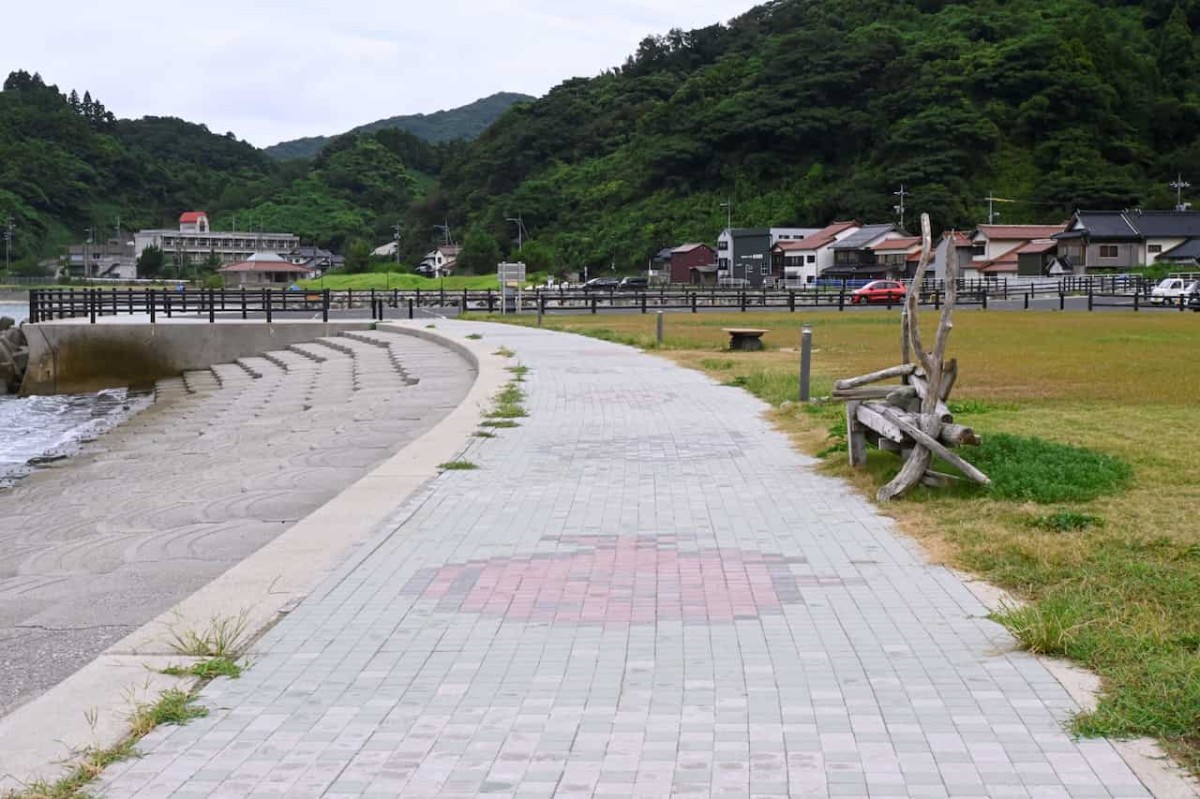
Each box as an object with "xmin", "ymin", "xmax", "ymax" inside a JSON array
[
  {"xmin": 618, "ymin": 276, "xmax": 649, "ymax": 291},
  {"xmin": 583, "ymin": 277, "xmax": 620, "ymax": 290},
  {"xmin": 850, "ymin": 280, "xmax": 907, "ymax": 305}
]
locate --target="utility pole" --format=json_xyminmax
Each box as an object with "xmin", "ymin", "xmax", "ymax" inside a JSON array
[
  {"xmin": 434, "ymin": 222, "xmax": 452, "ymax": 247},
  {"xmin": 3, "ymin": 216, "xmax": 14, "ymax": 274},
  {"xmin": 893, "ymin": 185, "xmax": 909, "ymax": 230},
  {"xmin": 1171, "ymin": 174, "xmax": 1191, "ymax": 212},
  {"xmin": 392, "ymin": 222, "xmax": 402, "ymax": 264},
  {"xmin": 83, "ymin": 226, "xmax": 95, "ymax": 278},
  {"xmin": 506, "ymin": 215, "xmax": 526, "ymax": 251},
  {"xmin": 720, "ymin": 198, "xmax": 733, "ymax": 233}
]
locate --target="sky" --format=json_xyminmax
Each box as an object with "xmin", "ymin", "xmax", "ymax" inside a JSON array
[{"xmin": 4, "ymin": 1, "xmax": 753, "ymax": 148}]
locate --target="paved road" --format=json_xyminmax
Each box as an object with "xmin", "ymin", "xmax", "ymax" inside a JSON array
[
  {"xmin": 97, "ymin": 321, "xmax": 1151, "ymax": 798},
  {"xmin": 0, "ymin": 331, "xmax": 473, "ymax": 719}
]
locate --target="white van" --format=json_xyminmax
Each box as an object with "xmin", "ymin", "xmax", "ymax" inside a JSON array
[{"xmin": 1150, "ymin": 277, "xmax": 1198, "ymax": 305}]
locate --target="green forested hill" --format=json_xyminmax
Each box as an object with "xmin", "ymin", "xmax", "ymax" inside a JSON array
[
  {"xmin": 0, "ymin": 71, "xmax": 444, "ymax": 266},
  {"xmin": 262, "ymin": 92, "xmax": 535, "ymax": 161},
  {"xmin": 434, "ymin": 0, "xmax": 1200, "ymax": 270}
]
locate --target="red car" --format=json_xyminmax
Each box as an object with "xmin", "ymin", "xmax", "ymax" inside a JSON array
[{"xmin": 850, "ymin": 280, "xmax": 907, "ymax": 305}]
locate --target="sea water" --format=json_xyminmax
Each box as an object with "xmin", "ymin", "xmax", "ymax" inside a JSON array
[{"xmin": 0, "ymin": 301, "xmax": 149, "ymax": 485}]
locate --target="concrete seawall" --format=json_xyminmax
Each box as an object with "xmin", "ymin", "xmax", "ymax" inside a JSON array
[{"xmin": 21, "ymin": 320, "xmax": 374, "ymax": 395}]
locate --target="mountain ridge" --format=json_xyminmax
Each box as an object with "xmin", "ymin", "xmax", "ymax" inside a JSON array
[{"xmin": 263, "ymin": 92, "xmax": 535, "ymax": 161}]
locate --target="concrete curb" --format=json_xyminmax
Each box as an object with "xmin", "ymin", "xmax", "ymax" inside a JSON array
[{"xmin": 0, "ymin": 323, "xmax": 508, "ymax": 792}]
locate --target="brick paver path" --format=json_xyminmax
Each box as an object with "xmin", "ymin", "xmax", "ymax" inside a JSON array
[{"xmin": 97, "ymin": 322, "xmax": 1151, "ymax": 798}]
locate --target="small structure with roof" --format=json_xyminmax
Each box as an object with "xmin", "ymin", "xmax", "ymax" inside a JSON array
[
  {"xmin": 669, "ymin": 243, "xmax": 717, "ymax": 285},
  {"xmin": 771, "ymin": 221, "xmax": 861, "ymax": 284},
  {"xmin": 966, "ymin": 224, "xmax": 1066, "ymax": 278},
  {"xmin": 219, "ymin": 252, "xmax": 317, "ymax": 288}
]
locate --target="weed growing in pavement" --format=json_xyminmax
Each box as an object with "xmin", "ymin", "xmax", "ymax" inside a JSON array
[
  {"xmin": 483, "ymin": 420, "xmax": 521, "ymax": 429},
  {"xmin": 474, "ymin": 430, "xmax": 497, "ymax": 439},
  {"xmin": 507, "ymin": 365, "xmax": 529, "ymax": 381},
  {"xmin": 486, "ymin": 381, "xmax": 528, "ymax": 419},
  {"xmin": 466, "ymin": 333, "xmax": 483, "ymax": 340},
  {"xmin": 166, "ymin": 612, "xmax": 250, "ymax": 659},
  {"xmin": 439, "ymin": 460, "xmax": 479, "ymax": 471},
  {"xmin": 494, "ymin": 347, "xmax": 515, "ymax": 358},
  {"xmin": 162, "ymin": 657, "xmax": 243, "ymax": 681},
  {"xmin": 3, "ymin": 690, "xmax": 208, "ymax": 799}
]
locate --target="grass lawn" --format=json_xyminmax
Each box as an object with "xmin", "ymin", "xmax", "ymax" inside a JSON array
[
  {"xmin": 298, "ymin": 272, "xmax": 549, "ymax": 291},
  {"xmin": 475, "ymin": 309, "xmax": 1200, "ymax": 772}
]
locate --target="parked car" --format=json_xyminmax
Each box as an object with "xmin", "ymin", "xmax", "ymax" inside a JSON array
[
  {"xmin": 618, "ymin": 276, "xmax": 649, "ymax": 291},
  {"xmin": 1150, "ymin": 277, "xmax": 1197, "ymax": 305},
  {"xmin": 1185, "ymin": 283, "xmax": 1200, "ymax": 312},
  {"xmin": 850, "ymin": 280, "xmax": 907, "ymax": 305},
  {"xmin": 583, "ymin": 277, "xmax": 620, "ymax": 290}
]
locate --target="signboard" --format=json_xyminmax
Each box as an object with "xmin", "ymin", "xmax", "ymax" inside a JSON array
[{"xmin": 497, "ymin": 262, "xmax": 527, "ymax": 314}]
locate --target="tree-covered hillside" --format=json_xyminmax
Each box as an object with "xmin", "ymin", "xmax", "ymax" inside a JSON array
[
  {"xmin": 434, "ymin": 0, "xmax": 1200, "ymax": 271},
  {"xmin": 263, "ymin": 92, "xmax": 535, "ymax": 161},
  {"xmin": 0, "ymin": 71, "xmax": 448, "ymax": 266}
]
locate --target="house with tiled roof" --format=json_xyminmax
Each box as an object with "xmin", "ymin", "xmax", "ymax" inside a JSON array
[
  {"xmin": 964, "ymin": 224, "xmax": 1068, "ymax": 278},
  {"xmin": 219, "ymin": 251, "xmax": 318, "ymax": 288},
  {"xmin": 718, "ymin": 227, "xmax": 822, "ymax": 287},
  {"xmin": 769, "ymin": 221, "xmax": 860, "ymax": 284},
  {"xmin": 823, "ymin": 224, "xmax": 906, "ymax": 279},
  {"xmin": 869, "ymin": 236, "xmax": 924, "ymax": 279},
  {"xmin": 1054, "ymin": 210, "xmax": 1200, "ymax": 271}
]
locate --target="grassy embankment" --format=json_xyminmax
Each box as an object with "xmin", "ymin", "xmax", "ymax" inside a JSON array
[{"xmin": 476, "ymin": 310, "xmax": 1200, "ymax": 772}]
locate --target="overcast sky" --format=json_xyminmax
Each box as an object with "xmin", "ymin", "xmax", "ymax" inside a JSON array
[{"xmin": 4, "ymin": 1, "xmax": 752, "ymax": 147}]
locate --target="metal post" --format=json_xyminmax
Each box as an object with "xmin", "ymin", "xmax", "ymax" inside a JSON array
[
  {"xmin": 1088, "ymin": 288, "xmax": 1093, "ymax": 312},
  {"xmin": 691, "ymin": 292, "xmax": 698, "ymax": 314},
  {"xmin": 1024, "ymin": 292, "xmax": 1030, "ymax": 310},
  {"xmin": 265, "ymin": 290, "xmax": 272, "ymax": 323},
  {"xmin": 241, "ymin": 288, "xmax": 247, "ymax": 320},
  {"xmin": 1133, "ymin": 291, "xmax": 1139, "ymax": 312},
  {"xmin": 656, "ymin": 311, "xmax": 664, "ymax": 347},
  {"xmin": 838, "ymin": 288, "xmax": 845, "ymax": 311},
  {"xmin": 799, "ymin": 325, "xmax": 813, "ymax": 402},
  {"xmin": 28, "ymin": 289, "xmax": 37, "ymax": 324},
  {"xmin": 89, "ymin": 290, "xmax": 97, "ymax": 324},
  {"xmin": 149, "ymin": 290, "xmax": 156, "ymax": 324},
  {"xmin": 323, "ymin": 289, "xmax": 330, "ymax": 323},
  {"xmin": 537, "ymin": 294, "xmax": 545, "ymax": 327},
  {"xmin": 408, "ymin": 298, "xmax": 414, "ymax": 319},
  {"xmin": 1059, "ymin": 290, "xmax": 1065, "ymax": 311}
]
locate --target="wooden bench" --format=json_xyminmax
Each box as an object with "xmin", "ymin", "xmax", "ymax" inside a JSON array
[{"xmin": 723, "ymin": 328, "xmax": 767, "ymax": 351}]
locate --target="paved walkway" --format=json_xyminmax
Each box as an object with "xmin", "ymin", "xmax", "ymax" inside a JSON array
[
  {"xmin": 0, "ymin": 331, "xmax": 472, "ymax": 719},
  {"xmin": 96, "ymin": 321, "xmax": 1152, "ymax": 799}
]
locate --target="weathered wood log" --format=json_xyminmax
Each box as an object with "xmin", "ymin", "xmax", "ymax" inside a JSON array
[
  {"xmin": 834, "ymin": 364, "xmax": 917, "ymax": 392},
  {"xmin": 907, "ymin": 377, "xmax": 953, "ymax": 422},
  {"xmin": 856, "ymin": 403, "xmax": 907, "ymax": 444},
  {"xmin": 939, "ymin": 423, "xmax": 980, "ymax": 448},
  {"xmin": 922, "ymin": 470, "xmax": 966, "ymax": 489},
  {"xmin": 875, "ymin": 405, "xmax": 991, "ymax": 486},
  {"xmin": 846, "ymin": 401, "xmax": 867, "ymax": 468},
  {"xmin": 939, "ymin": 358, "xmax": 959, "ymax": 401},
  {"xmin": 832, "ymin": 386, "xmax": 901, "ymax": 400},
  {"xmin": 885, "ymin": 386, "xmax": 919, "ymax": 406}
]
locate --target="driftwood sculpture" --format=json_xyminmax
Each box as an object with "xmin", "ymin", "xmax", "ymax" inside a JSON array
[{"xmin": 834, "ymin": 213, "xmax": 990, "ymax": 501}]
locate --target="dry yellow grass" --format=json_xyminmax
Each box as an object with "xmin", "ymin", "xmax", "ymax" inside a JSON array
[{"xmin": 481, "ymin": 309, "xmax": 1200, "ymax": 771}]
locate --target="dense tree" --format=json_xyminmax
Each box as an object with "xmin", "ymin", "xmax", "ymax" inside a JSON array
[
  {"xmin": 136, "ymin": 244, "xmax": 164, "ymax": 278},
  {"xmin": 343, "ymin": 239, "xmax": 371, "ymax": 274},
  {"xmin": 456, "ymin": 229, "xmax": 502, "ymax": 274}
]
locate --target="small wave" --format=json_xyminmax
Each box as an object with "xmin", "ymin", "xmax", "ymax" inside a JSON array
[{"xmin": 0, "ymin": 387, "xmax": 151, "ymax": 485}]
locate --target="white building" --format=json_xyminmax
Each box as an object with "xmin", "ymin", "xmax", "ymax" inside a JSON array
[
  {"xmin": 771, "ymin": 221, "xmax": 862, "ymax": 284},
  {"xmin": 417, "ymin": 245, "xmax": 461, "ymax": 277},
  {"xmin": 134, "ymin": 212, "xmax": 300, "ymax": 266}
]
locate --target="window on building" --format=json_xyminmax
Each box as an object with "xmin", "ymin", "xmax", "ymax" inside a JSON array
[
  {"xmin": 718, "ymin": 241, "xmax": 728, "ymax": 251},
  {"xmin": 1148, "ymin": 244, "xmax": 1162, "ymax": 254},
  {"xmin": 807, "ymin": 255, "xmax": 816, "ymax": 264},
  {"xmin": 761, "ymin": 262, "xmax": 771, "ymax": 275},
  {"xmin": 971, "ymin": 244, "xmax": 987, "ymax": 257},
  {"xmin": 719, "ymin": 258, "xmax": 729, "ymax": 268},
  {"xmin": 1099, "ymin": 245, "xmax": 1119, "ymax": 258}
]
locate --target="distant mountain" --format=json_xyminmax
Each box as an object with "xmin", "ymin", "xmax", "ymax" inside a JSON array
[{"xmin": 263, "ymin": 92, "xmax": 534, "ymax": 161}]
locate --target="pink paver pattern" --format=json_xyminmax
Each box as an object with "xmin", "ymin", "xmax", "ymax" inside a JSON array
[{"xmin": 400, "ymin": 534, "xmax": 827, "ymax": 623}]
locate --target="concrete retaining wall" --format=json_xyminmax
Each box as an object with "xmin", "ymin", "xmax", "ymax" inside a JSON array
[{"xmin": 21, "ymin": 321, "xmax": 373, "ymax": 395}]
